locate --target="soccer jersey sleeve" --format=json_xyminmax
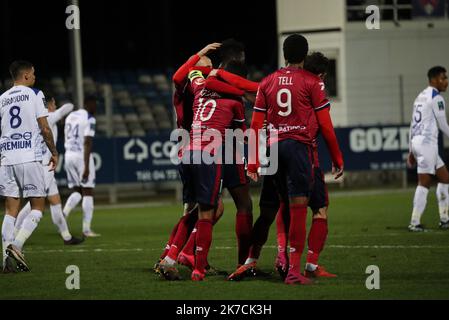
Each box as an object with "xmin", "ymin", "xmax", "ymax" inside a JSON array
[
  {"xmin": 232, "ymin": 101, "xmax": 247, "ymax": 131},
  {"xmin": 310, "ymin": 80, "xmax": 330, "ymax": 112},
  {"xmin": 35, "ymin": 90, "xmax": 49, "ymax": 119},
  {"xmin": 253, "ymin": 87, "xmax": 268, "ymax": 114},
  {"xmin": 188, "ymin": 70, "xmax": 206, "ymax": 95},
  {"xmin": 433, "ymin": 96, "xmax": 449, "ymax": 138},
  {"xmin": 49, "ymin": 103, "xmax": 74, "ymax": 125},
  {"xmin": 85, "ymin": 116, "xmax": 96, "ymax": 138},
  {"xmin": 173, "ymin": 54, "xmax": 201, "ymax": 88}
]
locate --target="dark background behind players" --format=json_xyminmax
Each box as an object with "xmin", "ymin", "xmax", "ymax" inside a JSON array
[{"xmin": 0, "ymin": 0, "xmax": 277, "ymax": 74}]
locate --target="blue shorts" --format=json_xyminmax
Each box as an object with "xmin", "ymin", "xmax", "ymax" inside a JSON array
[
  {"xmin": 274, "ymin": 139, "xmax": 314, "ymax": 199},
  {"xmin": 259, "ymin": 166, "xmax": 328, "ymax": 211},
  {"xmin": 180, "ymin": 151, "xmax": 223, "ymax": 207},
  {"xmin": 223, "ymin": 163, "xmax": 249, "ymax": 190}
]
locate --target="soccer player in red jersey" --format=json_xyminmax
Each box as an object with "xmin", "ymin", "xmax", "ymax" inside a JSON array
[
  {"xmin": 174, "ymin": 62, "xmax": 248, "ymax": 281},
  {"xmin": 155, "ymin": 43, "xmax": 248, "ymax": 277},
  {"xmin": 275, "ymin": 52, "xmax": 341, "ymax": 279},
  {"xmin": 230, "ymin": 35, "xmax": 344, "ymax": 285}
]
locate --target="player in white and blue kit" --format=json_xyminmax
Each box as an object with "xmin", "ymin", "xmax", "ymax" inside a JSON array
[
  {"xmin": 14, "ymin": 95, "xmax": 84, "ymax": 245},
  {"xmin": 0, "ymin": 61, "xmax": 58, "ymax": 272},
  {"xmin": 408, "ymin": 66, "xmax": 449, "ymax": 232},
  {"xmin": 62, "ymin": 97, "xmax": 99, "ymax": 238}
]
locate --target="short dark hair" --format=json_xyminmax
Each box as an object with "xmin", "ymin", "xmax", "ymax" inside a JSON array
[
  {"xmin": 219, "ymin": 39, "xmax": 245, "ymax": 64},
  {"xmin": 84, "ymin": 95, "xmax": 97, "ymax": 104},
  {"xmin": 9, "ymin": 60, "xmax": 34, "ymax": 80},
  {"xmin": 224, "ymin": 60, "xmax": 248, "ymax": 79},
  {"xmin": 304, "ymin": 52, "xmax": 329, "ymax": 76},
  {"xmin": 283, "ymin": 34, "xmax": 309, "ymax": 64},
  {"xmin": 428, "ymin": 66, "xmax": 447, "ymax": 81}
]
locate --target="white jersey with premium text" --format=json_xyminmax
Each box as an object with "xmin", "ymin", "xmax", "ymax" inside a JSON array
[
  {"xmin": 0, "ymin": 85, "xmax": 48, "ymax": 165},
  {"xmin": 410, "ymin": 86, "xmax": 447, "ymax": 146},
  {"xmin": 64, "ymin": 109, "xmax": 96, "ymax": 157}
]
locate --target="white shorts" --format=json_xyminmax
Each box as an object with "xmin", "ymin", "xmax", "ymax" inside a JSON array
[
  {"xmin": 0, "ymin": 162, "xmax": 46, "ymax": 198},
  {"xmin": 64, "ymin": 154, "xmax": 96, "ymax": 189},
  {"xmin": 411, "ymin": 140, "xmax": 445, "ymax": 175},
  {"xmin": 44, "ymin": 166, "xmax": 59, "ymax": 197}
]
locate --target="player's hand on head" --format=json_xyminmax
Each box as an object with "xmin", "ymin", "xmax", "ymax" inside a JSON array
[
  {"xmin": 198, "ymin": 43, "xmax": 222, "ymax": 57},
  {"xmin": 332, "ymin": 163, "xmax": 344, "ymax": 180}
]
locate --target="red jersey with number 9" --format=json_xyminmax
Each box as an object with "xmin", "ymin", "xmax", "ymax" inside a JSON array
[{"xmin": 254, "ymin": 66, "xmax": 330, "ymax": 146}]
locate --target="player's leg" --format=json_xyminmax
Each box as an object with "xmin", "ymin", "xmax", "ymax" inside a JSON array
[
  {"xmin": 178, "ymin": 199, "xmax": 224, "ymax": 271},
  {"xmin": 305, "ymin": 168, "xmax": 336, "ymax": 278},
  {"xmin": 409, "ymin": 143, "xmax": 435, "ymax": 231},
  {"xmin": 81, "ymin": 155, "xmax": 99, "ymax": 237},
  {"xmin": 163, "ymin": 204, "xmax": 198, "ymax": 265},
  {"xmin": 282, "ymin": 140, "xmax": 314, "ymax": 285},
  {"xmin": 62, "ymin": 156, "xmax": 83, "ymax": 218},
  {"xmin": 48, "ymin": 193, "xmax": 84, "ymax": 245},
  {"xmin": 191, "ymin": 160, "xmax": 223, "ymax": 281},
  {"xmin": 2, "ymin": 197, "xmax": 21, "ymax": 272},
  {"xmin": 228, "ymin": 183, "xmax": 253, "ymax": 266},
  {"xmin": 435, "ymin": 162, "xmax": 449, "ymax": 229},
  {"xmin": 14, "ymin": 202, "xmax": 32, "ymax": 237}
]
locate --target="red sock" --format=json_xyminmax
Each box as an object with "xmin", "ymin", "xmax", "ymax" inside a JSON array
[
  {"xmin": 166, "ymin": 213, "xmax": 198, "ymax": 261},
  {"xmin": 236, "ymin": 212, "xmax": 253, "ymax": 265},
  {"xmin": 307, "ymin": 218, "xmax": 328, "ymax": 266},
  {"xmin": 288, "ymin": 204, "xmax": 308, "ymax": 274},
  {"xmin": 275, "ymin": 202, "xmax": 288, "ymax": 255},
  {"xmin": 160, "ymin": 220, "xmax": 181, "ymax": 259},
  {"xmin": 182, "ymin": 223, "xmax": 198, "ymax": 256},
  {"xmin": 195, "ymin": 219, "xmax": 214, "ymax": 273}
]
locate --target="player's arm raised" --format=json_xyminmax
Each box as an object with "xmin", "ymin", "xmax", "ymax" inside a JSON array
[
  {"xmin": 38, "ymin": 117, "xmax": 58, "ymax": 171},
  {"xmin": 53, "ymin": 103, "xmax": 74, "ymax": 123}
]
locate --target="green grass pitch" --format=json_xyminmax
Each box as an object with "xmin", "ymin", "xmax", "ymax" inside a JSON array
[{"xmin": 1, "ymin": 189, "xmax": 449, "ymax": 300}]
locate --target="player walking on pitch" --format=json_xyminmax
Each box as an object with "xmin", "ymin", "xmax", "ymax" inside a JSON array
[
  {"xmin": 1, "ymin": 61, "xmax": 58, "ymax": 272},
  {"xmin": 14, "ymin": 95, "xmax": 84, "ymax": 245},
  {"xmin": 408, "ymin": 66, "xmax": 449, "ymax": 232},
  {"xmin": 62, "ymin": 96, "xmax": 99, "ymax": 238}
]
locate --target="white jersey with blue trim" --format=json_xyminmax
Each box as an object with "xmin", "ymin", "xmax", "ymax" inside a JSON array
[
  {"xmin": 410, "ymin": 86, "xmax": 448, "ymax": 146},
  {"xmin": 0, "ymin": 85, "xmax": 48, "ymax": 165},
  {"xmin": 64, "ymin": 109, "xmax": 96, "ymax": 157}
]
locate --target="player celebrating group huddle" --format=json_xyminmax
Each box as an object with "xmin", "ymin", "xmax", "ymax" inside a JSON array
[{"xmin": 239, "ymin": 35, "xmax": 343, "ymax": 285}]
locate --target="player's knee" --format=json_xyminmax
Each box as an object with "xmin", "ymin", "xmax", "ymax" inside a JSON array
[
  {"xmin": 290, "ymin": 196, "xmax": 308, "ymax": 206},
  {"xmin": 313, "ymin": 207, "xmax": 328, "ymax": 220}
]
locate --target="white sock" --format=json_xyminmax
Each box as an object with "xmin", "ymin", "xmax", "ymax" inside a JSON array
[
  {"xmin": 436, "ymin": 183, "xmax": 449, "ymax": 223},
  {"xmin": 244, "ymin": 258, "xmax": 257, "ymax": 265},
  {"xmin": 305, "ymin": 262, "xmax": 318, "ymax": 272},
  {"xmin": 14, "ymin": 202, "xmax": 31, "ymax": 237},
  {"xmin": 2, "ymin": 215, "xmax": 16, "ymax": 267},
  {"xmin": 63, "ymin": 192, "xmax": 82, "ymax": 218},
  {"xmin": 13, "ymin": 210, "xmax": 42, "ymax": 251},
  {"xmin": 82, "ymin": 196, "xmax": 94, "ymax": 233},
  {"xmin": 163, "ymin": 256, "xmax": 176, "ymax": 265},
  {"xmin": 51, "ymin": 204, "xmax": 72, "ymax": 241},
  {"xmin": 411, "ymin": 186, "xmax": 429, "ymax": 226}
]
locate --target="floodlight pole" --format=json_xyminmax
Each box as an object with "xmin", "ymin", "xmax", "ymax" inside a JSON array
[{"xmin": 68, "ymin": 0, "xmax": 84, "ymax": 108}]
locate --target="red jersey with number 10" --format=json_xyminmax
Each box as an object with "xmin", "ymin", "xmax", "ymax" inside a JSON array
[
  {"xmin": 188, "ymin": 71, "xmax": 246, "ymax": 152},
  {"xmin": 254, "ymin": 67, "xmax": 330, "ymax": 146}
]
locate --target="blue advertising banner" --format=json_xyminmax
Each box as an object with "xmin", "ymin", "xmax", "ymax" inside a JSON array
[{"xmin": 54, "ymin": 125, "xmax": 428, "ymax": 185}]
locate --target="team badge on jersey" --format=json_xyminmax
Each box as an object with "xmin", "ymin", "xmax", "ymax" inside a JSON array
[{"xmin": 438, "ymin": 101, "xmax": 445, "ymax": 111}]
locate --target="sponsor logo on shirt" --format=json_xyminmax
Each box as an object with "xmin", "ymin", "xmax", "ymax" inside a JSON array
[{"xmin": 438, "ymin": 101, "xmax": 445, "ymax": 111}]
